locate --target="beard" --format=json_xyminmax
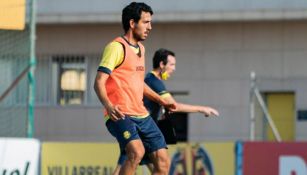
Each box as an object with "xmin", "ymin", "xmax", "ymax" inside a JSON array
[
  {"xmin": 132, "ymin": 31, "xmax": 145, "ymax": 41},
  {"xmin": 132, "ymin": 24, "xmax": 146, "ymax": 41}
]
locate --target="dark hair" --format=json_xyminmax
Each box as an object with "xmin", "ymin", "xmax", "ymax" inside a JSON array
[
  {"xmin": 152, "ymin": 48, "xmax": 175, "ymax": 69},
  {"xmin": 122, "ymin": 2, "xmax": 153, "ymax": 33}
]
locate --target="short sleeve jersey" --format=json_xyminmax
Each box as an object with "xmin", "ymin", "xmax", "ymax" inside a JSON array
[
  {"xmin": 98, "ymin": 41, "xmax": 140, "ymax": 74},
  {"xmin": 143, "ymin": 72, "xmax": 171, "ymax": 122},
  {"xmin": 97, "ymin": 37, "xmax": 148, "ymax": 117}
]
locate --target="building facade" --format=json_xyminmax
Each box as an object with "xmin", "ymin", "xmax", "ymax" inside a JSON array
[{"xmin": 34, "ymin": 0, "xmax": 307, "ymax": 141}]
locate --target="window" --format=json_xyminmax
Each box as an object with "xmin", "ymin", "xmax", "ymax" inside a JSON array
[
  {"xmin": 52, "ymin": 56, "xmax": 86, "ymax": 105},
  {"xmin": 298, "ymin": 110, "xmax": 307, "ymax": 121}
]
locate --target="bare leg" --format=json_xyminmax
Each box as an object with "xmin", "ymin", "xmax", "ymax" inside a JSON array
[
  {"xmin": 112, "ymin": 164, "xmax": 121, "ymax": 175},
  {"xmin": 146, "ymin": 163, "xmax": 154, "ymax": 173},
  {"xmin": 119, "ymin": 139, "xmax": 145, "ymax": 175},
  {"xmin": 149, "ymin": 148, "xmax": 170, "ymax": 175}
]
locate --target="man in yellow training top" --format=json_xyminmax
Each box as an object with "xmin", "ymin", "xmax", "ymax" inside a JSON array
[
  {"xmin": 112, "ymin": 48, "xmax": 219, "ymax": 175},
  {"xmin": 94, "ymin": 2, "xmax": 176, "ymax": 175}
]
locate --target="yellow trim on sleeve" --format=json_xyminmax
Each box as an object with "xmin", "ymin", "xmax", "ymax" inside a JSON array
[
  {"xmin": 160, "ymin": 92, "xmax": 171, "ymax": 99},
  {"xmin": 99, "ymin": 42, "xmax": 124, "ymax": 71}
]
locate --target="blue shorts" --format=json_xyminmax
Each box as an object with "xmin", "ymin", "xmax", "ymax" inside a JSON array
[{"xmin": 106, "ymin": 115, "xmax": 167, "ymax": 165}]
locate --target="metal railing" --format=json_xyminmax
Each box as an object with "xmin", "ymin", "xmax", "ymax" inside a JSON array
[{"xmin": 249, "ymin": 71, "xmax": 282, "ymax": 142}]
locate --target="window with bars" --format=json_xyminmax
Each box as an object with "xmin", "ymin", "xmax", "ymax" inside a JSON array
[{"xmin": 52, "ymin": 56, "xmax": 86, "ymax": 105}]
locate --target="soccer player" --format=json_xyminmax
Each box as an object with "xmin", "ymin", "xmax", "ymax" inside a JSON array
[
  {"xmin": 112, "ymin": 48, "xmax": 219, "ymax": 174},
  {"xmin": 144, "ymin": 48, "xmax": 219, "ymax": 122},
  {"xmin": 94, "ymin": 3, "xmax": 176, "ymax": 175}
]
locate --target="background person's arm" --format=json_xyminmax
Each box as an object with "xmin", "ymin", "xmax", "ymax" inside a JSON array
[
  {"xmin": 143, "ymin": 83, "xmax": 177, "ymax": 112},
  {"xmin": 163, "ymin": 95, "xmax": 219, "ymax": 117}
]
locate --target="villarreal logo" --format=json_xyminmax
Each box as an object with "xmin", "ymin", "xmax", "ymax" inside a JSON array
[{"xmin": 123, "ymin": 131, "xmax": 131, "ymax": 139}]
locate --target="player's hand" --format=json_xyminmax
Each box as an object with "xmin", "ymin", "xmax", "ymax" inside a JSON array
[
  {"xmin": 106, "ymin": 105, "xmax": 125, "ymax": 121},
  {"xmin": 201, "ymin": 107, "xmax": 219, "ymax": 117},
  {"xmin": 161, "ymin": 100, "xmax": 177, "ymax": 112}
]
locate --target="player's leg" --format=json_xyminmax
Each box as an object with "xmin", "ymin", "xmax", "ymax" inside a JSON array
[
  {"xmin": 149, "ymin": 148, "xmax": 170, "ymax": 175},
  {"xmin": 120, "ymin": 139, "xmax": 145, "ymax": 175},
  {"xmin": 146, "ymin": 163, "xmax": 154, "ymax": 173},
  {"xmin": 112, "ymin": 164, "xmax": 121, "ymax": 175},
  {"xmin": 106, "ymin": 117, "xmax": 144, "ymax": 175},
  {"xmin": 131, "ymin": 116, "xmax": 170, "ymax": 175},
  {"xmin": 112, "ymin": 153, "xmax": 126, "ymax": 175},
  {"xmin": 114, "ymin": 150, "xmax": 156, "ymax": 175}
]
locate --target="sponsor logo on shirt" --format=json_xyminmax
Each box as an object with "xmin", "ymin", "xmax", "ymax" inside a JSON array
[{"xmin": 136, "ymin": 66, "xmax": 144, "ymax": 71}]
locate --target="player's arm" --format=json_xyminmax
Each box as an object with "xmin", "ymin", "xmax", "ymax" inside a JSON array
[
  {"xmin": 163, "ymin": 95, "xmax": 219, "ymax": 117},
  {"xmin": 143, "ymin": 83, "xmax": 176, "ymax": 112},
  {"xmin": 94, "ymin": 42, "xmax": 125, "ymax": 121},
  {"xmin": 94, "ymin": 72, "xmax": 124, "ymax": 121}
]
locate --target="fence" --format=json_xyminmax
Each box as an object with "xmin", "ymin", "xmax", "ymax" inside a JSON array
[{"xmin": 0, "ymin": 0, "xmax": 36, "ymax": 137}]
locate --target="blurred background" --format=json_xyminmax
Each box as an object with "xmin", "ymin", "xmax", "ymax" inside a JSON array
[
  {"xmin": 1, "ymin": 0, "xmax": 307, "ymax": 175},
  {"xmin": 33, "ymin": 0, "xmax": 307, "ymax": 142}
]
